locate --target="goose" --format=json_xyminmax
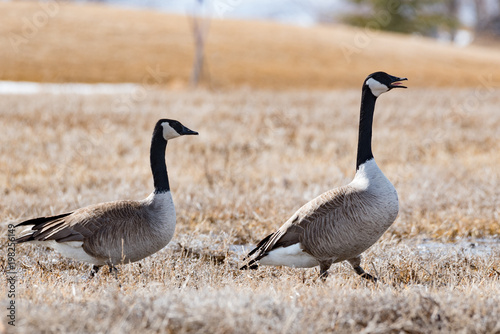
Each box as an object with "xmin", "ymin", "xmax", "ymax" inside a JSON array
[
  {"xmin": 240, "ymin": 72, "xmax": 407, "ymax": 281},
  {"xmin": 15, "ymin": 119, "xmax": 198, "ymax": 276}
]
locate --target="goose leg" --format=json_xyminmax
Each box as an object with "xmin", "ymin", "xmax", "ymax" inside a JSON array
[
  {"xmin": 90, "ymin": 265, "xmax": 101, "ymax": 278},
  {"xmin": 109, "ymin": 265, "xmax": 119, "ymax": 279},
  {"xmin": 347, "ymin": 256, "xmax": 377, "ymax": 282},
  {"xmin": 318, "ymin": 260, "xmax": 333, "ymax": 282}
]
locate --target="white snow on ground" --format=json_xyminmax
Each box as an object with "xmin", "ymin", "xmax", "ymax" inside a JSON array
[{"xmin": 0, "ymin": 81, "xmax": 139, "ymax": 95}]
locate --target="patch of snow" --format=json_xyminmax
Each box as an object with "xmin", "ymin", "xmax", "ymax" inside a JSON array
[
  {"xmin": 416, "ymin": 238, "xmax": 499, "ymax": 257},
  {"xmin": 0, "ymin": 81, "xmax": 139, "ymax": 95}
]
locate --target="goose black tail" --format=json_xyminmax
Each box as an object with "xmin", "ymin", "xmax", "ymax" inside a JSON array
[
  {"xmin": 239, "ymin": 233, "xmax": 274, "ymax": 270},
  {"xmin": 14, "ymin": 212, "xmax": 72, "ymax": 243},
  {"xmin": 16, "ymin": 212, "xmax": 72, "ymax": 227},
  {"xmin": 240, "ymin": 259, "xmax": 259, "ymax": 270}
]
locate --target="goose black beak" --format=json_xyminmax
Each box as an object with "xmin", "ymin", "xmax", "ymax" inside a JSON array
[
  {"xmin": 180, "ymin": 126, "xmax": 199, "ymax": 136},
  {"xmin": 389, "ymin": 76, "xmax": 408, "ymax": 89}
]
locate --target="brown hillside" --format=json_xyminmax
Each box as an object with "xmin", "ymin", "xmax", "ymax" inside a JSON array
[{"xmin": 1, "ymin": 1, "xmax": 500, "ymax": 89}]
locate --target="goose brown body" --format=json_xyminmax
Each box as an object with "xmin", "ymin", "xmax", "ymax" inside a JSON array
[
  {"xmin": 15, "ymin": 119, "xmax": 198, "ymax": 274},
  {"xmin": 17, "ymin": 193, "xmax": 176, "ymax": 266},
  {"xmin": 241, "ymin": 72, "xmax": 407, "ymax": 280},
  {"xmin": 244, "ymin": 160, "xmax": 399, "ymax": 275}
]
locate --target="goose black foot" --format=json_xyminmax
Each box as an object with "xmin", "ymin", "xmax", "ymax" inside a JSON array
[
  {"xmin": 353, "ymin": 266, "xmax": 378, "ymax": 283},
  {"xmin": 319, "ymin": 270, "xmax": 329, "ymax": 282},
  {"xmin": 109, "ymin": 265, "xmax": 119, "ymax": 279},
  {"xmin": 359, "ymin": 270, "xmax": 377, "ymax": 282},
  {"xmin": 318, "ymin": 261, "xmax": 333, "ymax": 282},
  {"xmin": 90, "ymin": 265, "xmax": 101, "ymax": 278},
  {"xmin": 347, "ymin": 256, "xmax": 377, "ymax": 283}
]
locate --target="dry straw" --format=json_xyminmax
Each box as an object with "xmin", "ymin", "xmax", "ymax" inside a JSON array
[{"xmin": 1, "ymin": 88, "xmax": 499, "ymax": 332}]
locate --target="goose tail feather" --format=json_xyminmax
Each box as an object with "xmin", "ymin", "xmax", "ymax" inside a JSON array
[{"xmin": 14, "ymin": 212, "xmax": 73, "ymax": 243}]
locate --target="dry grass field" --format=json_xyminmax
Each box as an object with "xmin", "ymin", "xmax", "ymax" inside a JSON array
[
  {"xmin": 1, "ymin": 1, "xmax": 500, "ymax": 333},
  {"xmin": 2, "ymin": 1, "xmax": 500, "ymax": 89},
  {"xmin": 0, "ymin": 87, "xmax": 499, "ymax": 333}
]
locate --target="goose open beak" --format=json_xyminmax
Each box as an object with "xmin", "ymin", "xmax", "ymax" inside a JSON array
[
  {"xmin": 389, "ymin": 76, "xmax": 408, "ymax": 89},
  {"xmin": 180, "ymin": 126, "xmax": 199, "ymax": 135}
]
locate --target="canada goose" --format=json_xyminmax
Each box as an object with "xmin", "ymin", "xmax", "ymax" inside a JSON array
[
  {"xmin": 15, "ymin": 119, "xmax": 198, "ymax": 276},
  {"xmin": 240, "ymin": 72, "xmax": 407, "ymax": 281}
]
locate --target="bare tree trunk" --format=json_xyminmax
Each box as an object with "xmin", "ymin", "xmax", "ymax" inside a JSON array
[
  {"xmin": 474, "ymin": 0, "xmax": 489, "ymax": 31},
  {"xmin": 446, "ymin": 0, "xmax": 459, "ymax": 40},
  {"xmin": 189, "ymin": 1, "xmax": 211, "ymax": 88}
]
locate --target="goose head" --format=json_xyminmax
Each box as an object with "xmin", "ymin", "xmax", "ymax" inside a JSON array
[
  {"xmin": 158, "ymin": 119, "xmax": 198, "ymax": 141},
  {"xmin": 364, "ymin": 72, "xmax": 407, "ymax": 98}
]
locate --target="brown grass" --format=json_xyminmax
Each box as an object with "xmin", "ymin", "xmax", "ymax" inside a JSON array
[
  {"xmin": 1, "ymin": 88, "xmax": 499, "ymax": 333},
  {"xmin": 2, "ymin": 1, "xmax": 500, "ymax": 89}
]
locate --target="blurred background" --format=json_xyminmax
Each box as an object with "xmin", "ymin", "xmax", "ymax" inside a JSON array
[
  {"xmin": 86, "ymin": 0, "xmax": 500, "ymax": 42},
  {"xmin": 1, "ymin": 0, "xmax": 500, "ymax": 90}
]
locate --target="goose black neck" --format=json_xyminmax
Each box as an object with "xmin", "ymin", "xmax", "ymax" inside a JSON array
[
  {"xmin": 150, "ymin": 129, "xmax": 169, "ymax": 193},
  {"xmin": 356, "ymin": 87, "xmax": 377, "ymax": 170}
]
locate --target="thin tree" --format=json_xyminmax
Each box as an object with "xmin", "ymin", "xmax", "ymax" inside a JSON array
[{"xmin": 189, "ymin": 0, "xmax": 211, "ymax": 88}]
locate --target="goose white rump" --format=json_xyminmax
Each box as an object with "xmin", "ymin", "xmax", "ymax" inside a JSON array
[{"xmin": 258, "ymin": 243, "xmax": 320, "ymax": 268}]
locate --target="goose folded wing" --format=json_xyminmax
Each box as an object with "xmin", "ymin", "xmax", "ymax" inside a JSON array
[
  {"xmin": 250, "ymin": 188, "xmax": 348, "ymax": 259},
  {"xmin": 15, "ymin": 201, "xmax": 137, "ymax": 243}
]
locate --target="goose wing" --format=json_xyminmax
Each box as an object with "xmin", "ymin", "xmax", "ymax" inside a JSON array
[
  {"xmin": 15, "ymin": 201, "xmax": 143, "ymax": 244},
  {"xmin": 244, "ymin": 187, "xmax": 349, "ymax": 265}
]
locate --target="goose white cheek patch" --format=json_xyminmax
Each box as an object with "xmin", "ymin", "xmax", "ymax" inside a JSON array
[
  {"xmin": 162, "ymin": 122, "xmax": 180, "ymax": 140},
  {"xmin": 366, "ymin": 78, "xmax": 389, "ymax": 97}
]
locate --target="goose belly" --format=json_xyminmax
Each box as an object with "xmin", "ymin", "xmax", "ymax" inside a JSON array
[
  {"xmin": 93, "ymin": 225, "xmax": 176, "ymax": 265},
  {"xmin": 304, "ymin": 196, "xmax": 398, "ymax": 263},
  {"xmin": 332, "ymin": 207, "xmax": 398, "ymax": 262},
  {"xmin": 125, "ymin": 229, "xmax": 175, "ymax": 263},
  {"xmin": 102, "ymin": 191, "xmax": 177, "ymax": 264}
]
